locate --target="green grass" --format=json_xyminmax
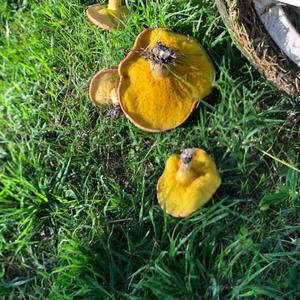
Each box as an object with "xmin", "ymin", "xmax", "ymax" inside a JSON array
[{"xmin": 0, "ymin": 0, "xmax": 299, "ymax": 299}]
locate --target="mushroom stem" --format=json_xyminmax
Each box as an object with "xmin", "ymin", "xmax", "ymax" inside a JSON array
[
  {"xmin": 176, "ymin": 149, "xmax": 195, "ymax": 185},
  {"xmin": 108, "ymin": 0, "xmax": 122, "ymax": 11},
  {"xmin": 151, "ymin": 62, "xmax": 169, "ymax": 78}
]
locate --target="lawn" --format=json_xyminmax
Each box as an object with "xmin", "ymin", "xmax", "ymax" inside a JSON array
[{"xmin": 0, "ymin": 0, "xmax": 299, "ymax": 299}]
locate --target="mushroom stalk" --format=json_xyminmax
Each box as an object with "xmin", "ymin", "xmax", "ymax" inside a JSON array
[
  {"xmin": 145, "ymin": 42, "xmax": 177, "ymax": 78},
  {"xmin": 151, "ymin": 62, "xmax": 169, "ymax": 78},
  {"xmin": 176, "ymin": 149, "xmax": 195, "ymax": 185},
  {"xmin": 108, "ymin": 0, "xmax": 122, "ymax": 11}
]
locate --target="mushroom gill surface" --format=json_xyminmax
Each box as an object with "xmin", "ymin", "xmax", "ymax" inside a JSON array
[
  {"xmin": 118, "ymin": 28, "xmax": 215, "ymax": 132},
  {"xmin": 89, "ymin": 68, "xmax": 119, "ymax": 106},
  {"xmin": 157, "ymin": 148, "xmax": 221, "ymax": 218}
]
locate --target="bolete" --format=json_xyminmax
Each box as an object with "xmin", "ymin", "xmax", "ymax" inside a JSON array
[
  {"xmin": 118, "ymin": 28, "xmax": 215, "ymax": 132},
  {"xmin": 157, "ymin": 148, "xmax": 221, "ymax": 218},
  {"xmin": 89, "ymin": 67, "xmax": 119, "ymax": 107},
  {"xmin": 86, "ymin": 0, "xmax": 128, "ymax": 30}
]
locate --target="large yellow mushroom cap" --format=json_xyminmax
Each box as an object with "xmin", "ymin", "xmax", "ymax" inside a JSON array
[
  {"xmin": 157, "ymin": 148, "xmax": 221, "ymax": 218},
  {"xmin": 118, "ymin": 28, "xmax": 215, "ymax": 132}
]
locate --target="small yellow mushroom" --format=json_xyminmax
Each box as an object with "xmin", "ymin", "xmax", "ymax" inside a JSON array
[
  {"xmin": 157, "ymin": 148, "xmax": 221, "ymax": 218},
  {"xmin": 89, "ymin": 67, "xmax": 119, "ymax": 107},
  {"xmin": 86, "ymin": 0, "xmax": 128, "ymax": 30},
  {"xmin": 118, "ymin": 28, "xmax": 215, "ymax": 132}
]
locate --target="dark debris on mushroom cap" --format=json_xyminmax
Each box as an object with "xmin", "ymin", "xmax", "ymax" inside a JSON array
[
  {"xmin": 180, "ymin": 148, "xmax": 194, "ymax": 165},
  {"xmin": 142, "ymin": 42, "xmax": 177, "ymax": 66}
]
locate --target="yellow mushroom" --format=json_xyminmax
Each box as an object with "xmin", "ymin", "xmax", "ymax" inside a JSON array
[
  {"xmin": 157, "ymin": 148, "xmax": 221, "ymax": 218},
  {"xmin": 118, "ymin": 28, "xmax": 215, "ymax": 132},
  {"xmin": 89, "ymin": 67, "xmax": 119, "ymax": 107},
  {"xmin": 86, "ymin": 0, "xmax": 128, "ymax": 30}
]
